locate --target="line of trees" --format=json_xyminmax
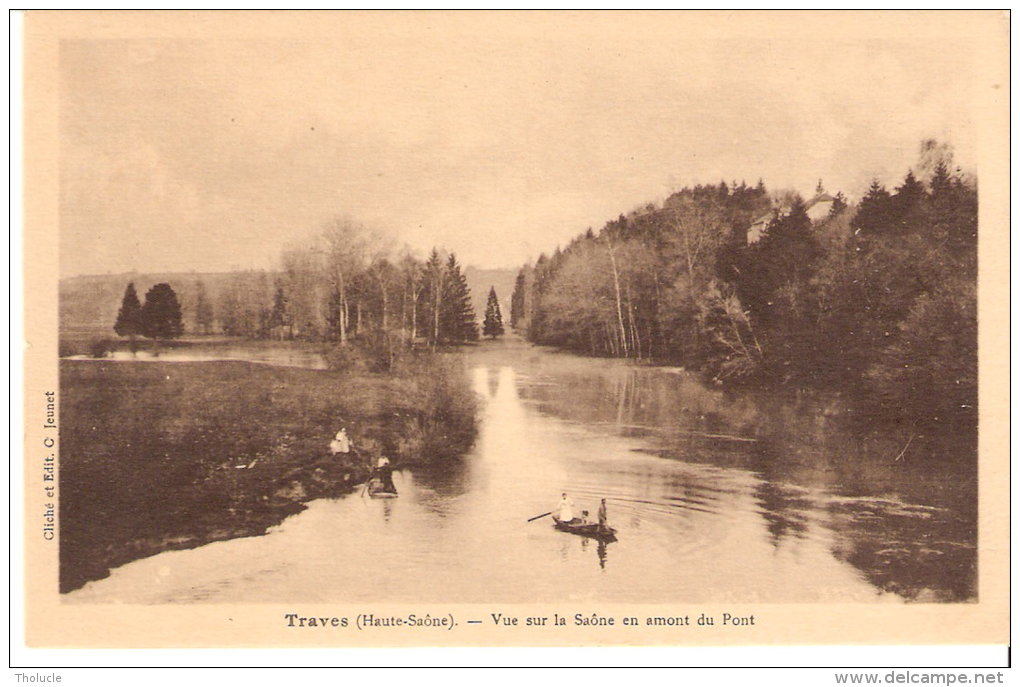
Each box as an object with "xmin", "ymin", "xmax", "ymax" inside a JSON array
[
  {"xmin": 214, "ymin": 219, "xmax": 480, "ymax": 347},
  {"xmin": 272, "ymin": 220, "xmax": 480, "ymax": 352},
  {"xmin": 511, "ymin": 141, "xmax": 976, "ymax": 430},
  {"xmin": 113, "ymin": 219, "xmax": 483, "ymax": 361}
]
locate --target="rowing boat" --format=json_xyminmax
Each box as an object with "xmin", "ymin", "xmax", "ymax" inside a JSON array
[
  {"xmin": 367, "ymin": 478, "xmax": 398, "ymax": 498},
  {"xmin": 552, "ymin": 515, "xmax": 617, "ymax": 541}
]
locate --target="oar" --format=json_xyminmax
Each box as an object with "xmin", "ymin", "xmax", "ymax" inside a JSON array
[{"xmin": 527, "ymin": 511, "xmax": 553, "ymax": 522}]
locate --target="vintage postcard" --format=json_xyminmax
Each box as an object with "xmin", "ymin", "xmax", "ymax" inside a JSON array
[{"xmin": 18, "ymin": 10, "xmax": 1009, "ymax": 651}]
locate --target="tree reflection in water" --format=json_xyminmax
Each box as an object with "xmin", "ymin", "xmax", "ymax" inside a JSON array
[{"xmin": 516, "ymin": 355, "xmax": 976, "ymax": 602}]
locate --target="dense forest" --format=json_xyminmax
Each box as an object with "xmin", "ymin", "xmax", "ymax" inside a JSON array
[{"xmin": 511, "ymin": 141, "xmax": 977, "ymax": 431}]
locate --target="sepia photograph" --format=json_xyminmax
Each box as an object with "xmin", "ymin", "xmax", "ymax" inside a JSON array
[{"xmin": 18, "ymin": 10, "xmax": 1009, "ymax": 652}]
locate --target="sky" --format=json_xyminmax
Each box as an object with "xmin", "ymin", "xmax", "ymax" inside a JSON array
[{"xmin": 57, "ymin": 13, "xmax": 985, "ymax": 278}]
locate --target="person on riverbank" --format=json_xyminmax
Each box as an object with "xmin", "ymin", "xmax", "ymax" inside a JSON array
[
  {"xmin": 557, "ymin": 493, "xmax": 574, "ymax": 522},
  {"xmin": 330, "ymin": 428, "xmax": 351, "ymax": 456}
]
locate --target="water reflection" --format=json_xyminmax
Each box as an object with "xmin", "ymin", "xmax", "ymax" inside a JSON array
[
  {"xmin": 514, "ymin": 353, "xmax": 976, "ymax": 602},
  {"xmin": 486, "ymin": 366, "xmax": 501, "ymax": 398},
  {"xmin": 575, "ymin": 537, "xmax": 611, "ymax": 571},
  {"xmin": 67, "ymin": 345, "xmax": 328, "ymax": 369},
  {"xmin": 67, "ymin": 344, "xmax": 975, "ymax": 604}
]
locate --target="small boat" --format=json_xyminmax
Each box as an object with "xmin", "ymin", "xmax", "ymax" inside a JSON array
[
  {"xmin": 366, "ymin": 478, "xmax": 398, "ymax": 498},
  {"xmin": 552, "ymin": 515, "xmax": 617, "ymax": 541}
]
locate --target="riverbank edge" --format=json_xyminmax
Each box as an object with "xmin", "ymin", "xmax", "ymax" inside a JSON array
[
  {"xmin": 59, "ymin": 357, "xmax": 478, "ymax": 594},
  {"xmin": 70, "ymin": 456, "xmax": 373, "ymax": 595}
]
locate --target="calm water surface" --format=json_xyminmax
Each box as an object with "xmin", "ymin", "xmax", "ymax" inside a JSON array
[{"xmin": 67, "ymin": 342, "xmax": 975, "ymax": 604}]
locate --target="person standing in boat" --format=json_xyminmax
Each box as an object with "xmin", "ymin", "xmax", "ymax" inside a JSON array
[
  {"xmin": 557, "ymin": 493, "xmax": 574, "ymax": 522},
  {"xmin": 598, "ymin": 498, "xmax": 608, "ymax": 531}
]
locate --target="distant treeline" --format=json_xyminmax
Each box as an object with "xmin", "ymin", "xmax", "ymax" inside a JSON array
[
  {"xmin": 92, "ymin": 219, "xmax": 483, "ymax": 360},
  {"xmin": 215, "ymin": 219, "xmax": 480, "ymax": 352},
  {"xmin": 511, "ymin": 141, "xmax": 976, "ymax": 429}
]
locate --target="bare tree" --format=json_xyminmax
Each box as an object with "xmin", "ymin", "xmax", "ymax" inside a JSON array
[
  {"xmin": 603, "ymin": 234, "xmax": 629, "ymax": 358},
  {"xmin": 281, "ymin": 247, "xmax": 325, "ymax": 340},
  {"xmin": 399, "ymin": 252, "xmax": 424, "ymax": 342},
  {"xmin": 319, "ymin": 216, "xmax": 396, "ymax": 344}
]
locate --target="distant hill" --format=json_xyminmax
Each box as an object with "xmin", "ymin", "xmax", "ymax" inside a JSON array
[
  {"xmin": 60, "ymin": 266, "xmax": 521, "ymax": 334},
  {"xmin": 463, "ymin": 266, "xmax": 518, "ymax": 327}
]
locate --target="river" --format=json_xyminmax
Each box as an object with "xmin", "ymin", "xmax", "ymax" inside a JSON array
[{"xmin": 66, "ymin": 339, "xmax": 976, "ymax": 604}]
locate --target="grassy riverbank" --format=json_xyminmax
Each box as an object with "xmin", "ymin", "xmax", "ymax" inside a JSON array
[{"xmin": 59, "ymin": 355, "xmax": 477, "ymax": 593}]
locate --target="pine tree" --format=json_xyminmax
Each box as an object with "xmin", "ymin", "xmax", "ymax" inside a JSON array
[
  {"xmin": 113, "ymin": 282, "xmax": 143, "ymax": 338},
  {"xmin": 194, "ymin": 280, "xmax": 214, "ymax": 335},
  {"xmin": 891, "ymin": 170, "xmax": 928, "ymax": 234},
  {"xmin": 760, "ymin": 200, "xmax": 819, "ymax": 282},
  {"xmin": 139, "ymin": 283, "xmax": 184, "ymax": 342},
  {"xmin": 510, "ymin": 270, "xmax": 527, "ymax": 329},
  {"xmin": 482, "ymin": 286, "xmax": 505, "ymax": 339},
  {"xmin": 929, "ymin": 161, "xmax": 952, "ymax": 198},
  {"xmin": 440, "ymin": 253, "xmax": 478, "ymax": 343},
  {"xmin": 851, "ymin": 180, "xmax": 894, "ymax": 240},
  {"xmin": 267, "ymin": 281, "xmax": 291, "ymax": 338},
  {"xmin": 828, "ymin": 191, "xmax": 848, "ymax": 217}
]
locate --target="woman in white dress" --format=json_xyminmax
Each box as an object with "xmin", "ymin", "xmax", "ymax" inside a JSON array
[{"xmin": 557, "ymin": 493, "xmax": 574, "ymax": 522}]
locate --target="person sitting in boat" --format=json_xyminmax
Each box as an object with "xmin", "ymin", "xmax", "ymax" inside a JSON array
[
  {"xmin": 579, "ymin": 510, "xmax": 590, "ymax": 525},
  {"xmin": 557, "ymin": 493, "xmax": 575, "ymax": 522},
  {"xmin": 374, "ymin": 456, "xmax": 396, "ymax": 492}
]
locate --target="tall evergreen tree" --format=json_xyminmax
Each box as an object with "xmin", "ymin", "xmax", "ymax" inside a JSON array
[
  {"xmin": 851, "ymin": 180, "xmax": 894, "ymax": 240},
  {"xmin": 510, "ymin": 270, "xmax": 527, "ymax": 329},
  {"xmin": 482, "ymin": 286, "xmax": 505, "ymax": 339},
  {"xmin": 828, "ymin": 191, "xmax": 848, "ymax": 217},
  {"xmin": 891, "ymin": 170, "xmax": 928, "ymax": 234},
  {"xmin": 930, "ymin": 165, "xmax": 977, "ymax": 260},
  {"xmin": 113, "ymin": 282, "xmax": 143, "ymax": 338},
  {"xmin": 440, "ymin": 253, "xmax": 478, "ymax": 343},
  {"xmin": 759, "ymin": 200, "xmax": 818, "ymax": 278},
  {"xmin": 139, "ymin": 283, "xmax": 184, "ymax": 342}
]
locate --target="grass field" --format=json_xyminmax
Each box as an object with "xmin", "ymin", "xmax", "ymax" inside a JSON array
[{"xmin": 59, "ymin": 356, "xmax": 477, "ymax": 592}]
